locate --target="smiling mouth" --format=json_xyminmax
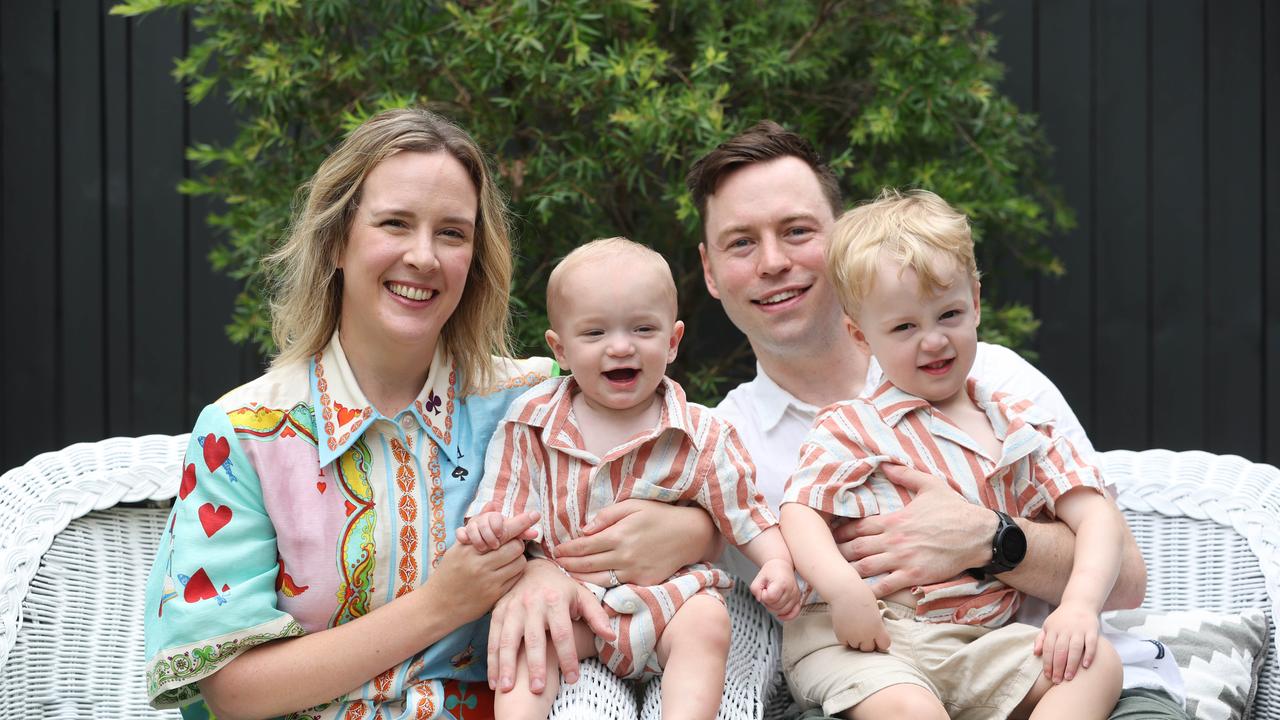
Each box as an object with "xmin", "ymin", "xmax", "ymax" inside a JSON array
[
  {"xmin": 753, "ymin": 287, "xmax": 807, "ymax": 306},
  {"xmin": 919, "ymin": 358, "xmax": 954, "ymax": 375},
  {"xmin": 603, "ymin": 369, "xmax": 639, "ymax": 383},
  {"xmin": 386, "ymin": 282, "xmax": 437, "ymax": 302}
]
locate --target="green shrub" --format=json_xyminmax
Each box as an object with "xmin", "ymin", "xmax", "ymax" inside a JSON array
[{"xmin": 114, "ymin": 0, "xmax": 1069, "ymax": 401}]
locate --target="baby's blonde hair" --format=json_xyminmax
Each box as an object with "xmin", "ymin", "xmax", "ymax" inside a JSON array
[
  {"xmin": 545, "ymin": 237, "xmax": 677, "ymax": 327},
  {"xmin": 826, "ymin": 188, "xmax": 980, "ymax": 319}
]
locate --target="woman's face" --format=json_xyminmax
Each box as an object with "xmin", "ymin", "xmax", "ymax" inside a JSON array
[{"xmin": 337, "ymin": 150, "xmax": 478, "ymax": 363}]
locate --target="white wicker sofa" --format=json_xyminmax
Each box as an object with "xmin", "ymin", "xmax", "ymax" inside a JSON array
[{"xmin": 0, "ymin": 437, "xmax": 1276, "ymax": 719}]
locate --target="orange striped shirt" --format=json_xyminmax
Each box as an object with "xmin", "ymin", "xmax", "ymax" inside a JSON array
[
  {"xmin": 782, "ymin": 377, "xmax": 1104, "ymax": 627},
  {"xmin": 472, "ymin": 375, "xmax": 777, "ymax": 555}
]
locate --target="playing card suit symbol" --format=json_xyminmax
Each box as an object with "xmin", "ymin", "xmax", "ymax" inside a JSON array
[
  {"xmin": 280, "ymin": 425, "xmax": 297, "ymax": 438},
  {"xmin": 451, "ymin": 466, "xmax": 469, "ymax": 480},
  {"xmin": 424, "ymin": 390, "xmax": 442, "ymax": 414},
  {"xmin": 202, "ymin": 434, "xmax": 231, "ymax": 474},
  {"xmin": 182, "ymin": 568, "xmax": 218, "ymax": 603},
  {"xmin": 198, "ymin": 503, "xmax": 233, "ymax": 537},
  {"xmin": 316, "ymin": 481, "xmax": 327, "ymax": 494},
  {"xmin": 335, "ymin": 402, "xmax": 360, "ymax": 426},
  {"xmin": 179, "ymin": 464, "xmax": 197, "ymax": 500},
  {"xmin": 344, "ymin": 500, "xmax": 356, "ymax": 516}
]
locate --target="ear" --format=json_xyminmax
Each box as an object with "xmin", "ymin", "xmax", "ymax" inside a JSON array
[
  {"xmin": 666, "ymin": 320, "xmax": 686, "ymax": 364},
  {"xmin": 972, "ymin": 280, "xmax": 982, "ymax": 327},
  {"xmin": 846, "ymin": 316, "xmax": 872, "ymax": 356},
  {"xmin": 544, "ymin": 329, "xmax": 569, "ymax": 369},
  {"xmin": 699, "ymin": 243, "xmax": 721, "ymax": 299}
]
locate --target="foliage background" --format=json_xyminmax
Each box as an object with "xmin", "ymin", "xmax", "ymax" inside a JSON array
[{"xmin": 115, "ymin": 0, "xmax": 1070, "ymax": 402}]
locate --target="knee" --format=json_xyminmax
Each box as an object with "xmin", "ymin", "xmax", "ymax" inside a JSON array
[
  {"xmin": 854, "ymin": 685, "xmax": 947, "ymax": 720},
  {"xmin": 1087, "ymin": 637, "xmax": 1123, "ymax": 687},
  {"xmin": 679, "ymin": 598, "xmax": 731, "ymax": 654}
]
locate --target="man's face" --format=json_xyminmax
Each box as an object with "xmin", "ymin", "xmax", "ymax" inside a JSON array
[{"xmin": 699, "ymin": 157, "xmax": 845, "ymax": 359}]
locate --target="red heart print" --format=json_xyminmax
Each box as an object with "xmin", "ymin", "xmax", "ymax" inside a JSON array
[
  {"xmin": 316, "ymin": 481, "xmax": 327, "ymax": 494},
  {"xmin": 184, "ymin": 568, "xmax": 217, "ymax": 603},
  {"xmin": 203, "ymin": 434, "xmax": 230, "ymax": 473},
  {"xmin": 179, "ymin": 464, "xmax": 197, "ymax": 500},
  {"xmin": 336, "ymin": 402, "xmax": 359, "ymax": 426},
  {"xmin": 280, "ymin": 425, "xmax": 297, "ymax": 438},
  {"xmin": 198, "ymin": 503, "xmax": 233, "ymax": 537}
]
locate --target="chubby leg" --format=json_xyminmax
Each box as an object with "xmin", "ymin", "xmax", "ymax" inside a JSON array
[
  {"xmin": 1012, "ymin": 637, "xmax": 1123, "ymax": 720},
  {"xmin": 841, "ymin": 683, "xmax": 948, "ymax": 720},
  {"xmin": 653, "ymin": 594, "xmax": 731, "ymax": 720},
  {"xmin": 494, "ymin": 621, "xmax": 598, "ymax": 720}
]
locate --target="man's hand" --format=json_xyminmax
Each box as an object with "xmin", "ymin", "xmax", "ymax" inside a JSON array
[
  {"xmin": 488, "ymin": 559, "xmax": 614, "ymax": 695},
  {"xmin": 750, "ymin": 558, "xmax": 801, "ymax": 620},
  {"xmin": 833, "ymin": 464, "xmax": 991, "ymax": 597},
  {"xmin": 553, "ymin": 499, "xmax": 715, "ymax": 586}
]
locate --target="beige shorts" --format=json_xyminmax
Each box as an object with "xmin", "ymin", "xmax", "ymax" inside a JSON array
[{"xmin": 782, "ymin": 601, "xmax": 1043, "ymax": 719}]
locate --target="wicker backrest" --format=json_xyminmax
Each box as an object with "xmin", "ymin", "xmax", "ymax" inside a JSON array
[{"xmin": 1107, "ymin": 450, "xmax": 1280, "ymax": 720}]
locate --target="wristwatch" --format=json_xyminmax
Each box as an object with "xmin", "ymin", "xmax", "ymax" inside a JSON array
[{"xmin": 968, "ymin": 510, "xmax": 1027, "ymax": 579}]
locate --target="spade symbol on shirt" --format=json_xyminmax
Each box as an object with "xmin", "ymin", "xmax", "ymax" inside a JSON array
[{"xmin": 452, "ymin": 466, "xmax": 469, "ymax": 481}]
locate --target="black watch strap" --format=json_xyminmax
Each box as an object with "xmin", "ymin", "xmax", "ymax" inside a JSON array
[{"xmin": 967, "ymin": 510, "xmax": 1026, "ymax": 579}]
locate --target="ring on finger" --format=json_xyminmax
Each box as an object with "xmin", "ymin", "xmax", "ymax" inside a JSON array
[{"xmin": 607, "ymin": 568, "xmax": 620, "ymax": 588}]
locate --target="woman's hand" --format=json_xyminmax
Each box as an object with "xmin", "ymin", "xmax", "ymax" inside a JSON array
[
  {"xmin": 553, "ymin": 499, "xmax": 716, "ymax": 586},
  {"xmin": 488, "ymin": 559, "xmax": 614, "ymax": 695},
  {"xmin": 428, "ymin": 512, "xmax": 538, "ymax": 627}
]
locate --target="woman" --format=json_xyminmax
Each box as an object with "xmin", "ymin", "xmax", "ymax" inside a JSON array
[{"xmin": 143, "ymin": 108, "xmax": 717, "ymax": 719}]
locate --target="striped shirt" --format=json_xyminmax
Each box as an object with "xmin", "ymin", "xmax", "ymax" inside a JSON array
[
  {"xmin": 782, "ymin": 377, "xmax": 1104, "ymax": 628},
  {"xmin": 469, "ymin": 375, "xmax": 777, "ymax": 676}
]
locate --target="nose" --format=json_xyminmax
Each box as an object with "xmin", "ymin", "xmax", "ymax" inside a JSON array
[
  {"xmin": 755, "ymin": 236, "xmax": 792, "ymax": 276},
  {"xmin": 920, "ymin": 329, "xmax": 948, "ymax": 353},
  {"xmin": 403, "ymin": 232, "xmax": 440, "ymax": 271},
  {"xmin": 605, "ymin": 333, "xmax": 635, "ymax": 357}
]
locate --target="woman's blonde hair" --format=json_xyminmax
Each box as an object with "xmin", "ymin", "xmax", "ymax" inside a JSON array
[
  {"xmin": 266, "ymin": 107, "xmax": 514, "ymax": 390},
  {"xmin": 827, "ymin": 188, "xmax": 980, "ymax": 319}
]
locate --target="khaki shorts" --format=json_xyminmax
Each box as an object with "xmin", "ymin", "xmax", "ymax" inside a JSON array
[{"xmin": 782, "ymin": 601, "xmax": 1043, "ymax": 719}]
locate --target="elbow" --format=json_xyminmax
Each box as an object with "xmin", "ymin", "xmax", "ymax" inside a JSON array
[
  {"xmin": 1104, "ymin": 549, "xmax": 1147, "ymax": 611},
  {"xmin": 199, "ymin": 668, "xmax": 266, "ymax": 720}
]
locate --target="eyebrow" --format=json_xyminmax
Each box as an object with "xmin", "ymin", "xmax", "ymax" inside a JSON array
[{"xmin": 366, "ymin": 207, "xmax": 476, "ymax": 228}]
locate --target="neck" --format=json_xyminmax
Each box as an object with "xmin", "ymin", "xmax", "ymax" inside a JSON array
[
  {"xmin": 753, "ymin": 332, "xmax": 870, "ymax": 408},
  {"xmin": 339, "ymin": 327, "xmax": 436, "ymax": 417}
]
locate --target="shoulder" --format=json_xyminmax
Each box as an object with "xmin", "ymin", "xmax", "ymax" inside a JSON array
[
  {"xmin": 470, "ymin": 356, "xmax": 556, "ymax": 398},
  {"xmin": 213, "ymin": 361, "xmax": 311, "ymax": 414},
  {"xmin": 711, "ymin": 375, "xmax": 767, "ymax": 431},
  {"xmin": 499, "ymin": 374, "xmax": 567, "ymax": 423}
]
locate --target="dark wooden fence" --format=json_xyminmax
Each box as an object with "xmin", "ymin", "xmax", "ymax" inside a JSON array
[{"xmin": 1, "ymin": 0, "xmax": 1277, "ymax": 471}]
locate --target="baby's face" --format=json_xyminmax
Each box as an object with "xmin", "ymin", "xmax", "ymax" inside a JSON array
[
  {"xmin": 546, "ymin": 260, "xmax": 683, "ymax": 414},
  {"xmin": 849, "ymin": 255, "xmax": 979, "ymax": 404}
]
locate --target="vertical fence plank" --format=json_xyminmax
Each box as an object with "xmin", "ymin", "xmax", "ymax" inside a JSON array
[
  {"xmin": 1035, "ymin": 0, "xmax": 1095, "ymax": 434},
  {"xmin": 104, "ymin": 4, "xmax": 133, "ymax": 438},
  {"xmin": 1092, "ymin": 0, "xmax": 1150, "ymax": 451},
  {"xmin": 1, "ymin": 0, "xmax": 58, "ymax": 469},
  {"xmin": 1205, "ymin": 0, "xmax": 1263, "ymax": 459},
  {"xmin": 1149, "ymin": 0, "xmax": 1206, "ymax": 451},
  {"xmin": 58, "ymin": 0, "xmax": 107, "ymax": 446},
  {"xmin": 1264, "ymin": 0, "xmax": 1279, "ymax": 465},
  {"xmin": 129, "ymin": 9, "xmax": 188, "ymax": 436},
  {"xmin": 983, "ymin": 0, "xmax": 1038, "ymax": 313},
  {"xmin": 186, "ymin": 14, "xmax": 251, "ymax": 421}
]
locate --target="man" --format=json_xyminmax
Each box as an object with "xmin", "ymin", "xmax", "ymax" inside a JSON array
[{"xmin": 688, "ymin": 120, "xmax": 1186, "ymax": 719}]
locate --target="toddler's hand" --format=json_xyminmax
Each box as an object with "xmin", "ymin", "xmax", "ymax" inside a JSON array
[
  {"xmin": 750, "ymin": 558, "xmax": 801, "ymax": 621},
  {"xmin": 829, "ymin": 584, "xmax": 890, "ymax": 652},
  {"xmin": 457, "ymin": 510, "xmax": 540, "ymax": 553},
  {"xmin": 1035, "ymin": 601, "xmax": 1100, "ymax": 683}
]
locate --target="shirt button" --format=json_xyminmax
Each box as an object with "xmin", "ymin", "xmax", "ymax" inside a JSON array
[
  {"xmin": 400, "ymin": 415, "xmax": 416, "ymax": 430},
  {"xmin": 623, "ymin": 601, "xmax": 637, "ymax": 613}
]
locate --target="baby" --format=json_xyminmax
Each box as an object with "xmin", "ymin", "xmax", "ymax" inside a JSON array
[
  {"xmin": 463, "ymin": 237, "xmax": 799, "ymax": 719},
  {"xmin": 780, "ymin": 190, "xmax": 1125, "ymax": 719}
]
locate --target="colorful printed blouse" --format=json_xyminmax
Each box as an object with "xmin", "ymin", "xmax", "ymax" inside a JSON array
[
  {"xmin": 143, "ymin": 331, "xmax": 552, "ymax": 719},
  {"xmin": 782, "ymin": 377, "xmax": 1104, "ymax": 628}
]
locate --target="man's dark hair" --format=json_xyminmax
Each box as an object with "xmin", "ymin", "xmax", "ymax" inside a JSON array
[{"xmin": 685, "ymin": 120, "xmax": 843, "ymax": 220}]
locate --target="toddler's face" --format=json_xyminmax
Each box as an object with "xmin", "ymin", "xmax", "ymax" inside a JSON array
[
  {"xmin": 849, "ymin": 255, "xmax": 979, "ymax": 404},
  {"xmin": 546, "ymin": 260, "xmax": 683, "ymax": 414}
]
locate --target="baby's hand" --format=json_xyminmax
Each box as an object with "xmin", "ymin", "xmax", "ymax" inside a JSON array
[
  {"xmin": 1035, "ymin": 601, "xmax": 1101, "ymax": 683},
  {"xmin": 750, "ymin": 558, "xmax": 801, "ymax": 621},
  {"xmin": 829, "ymin": 584, "xmax": 890, "ymax": 652},
  {"xmin": 457, "ymin": 510, "xmax": 540, "ymax": 553}
]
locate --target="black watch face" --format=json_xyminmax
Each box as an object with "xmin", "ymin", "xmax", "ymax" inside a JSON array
[{"xmin": 1001, "ymin": 527, "xmax": 1028, "ymax": 565}]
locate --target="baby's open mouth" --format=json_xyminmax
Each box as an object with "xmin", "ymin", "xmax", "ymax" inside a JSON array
[{"xmin": 603, "ymin": 369, "xmax": 639, "ymax": 382}]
